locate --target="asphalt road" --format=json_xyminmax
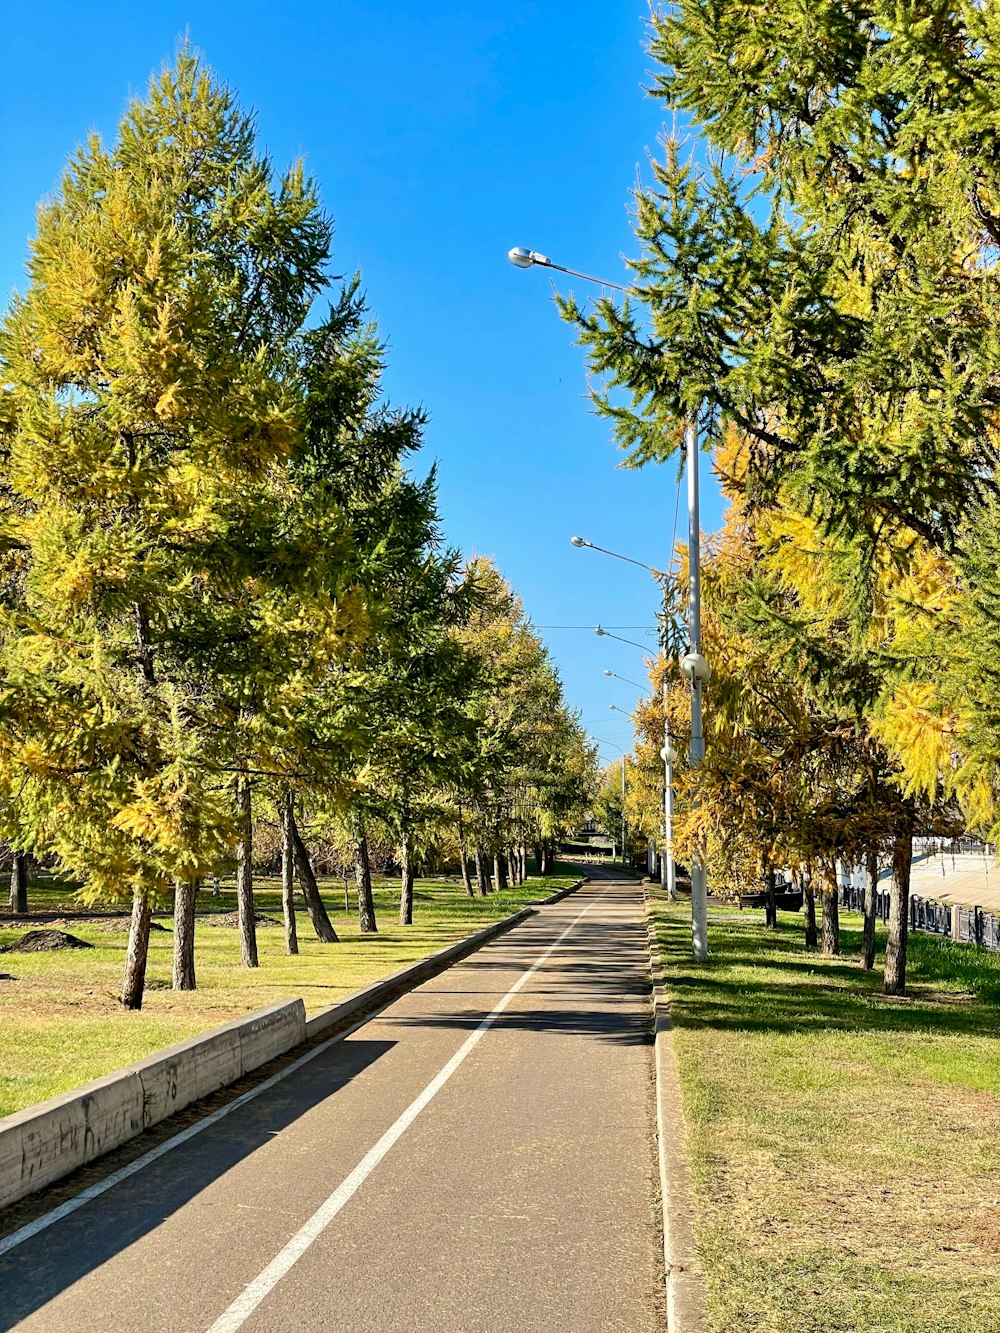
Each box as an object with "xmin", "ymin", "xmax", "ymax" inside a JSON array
[{"xmin": 0, "ymin": 873, "xmax": 666, "ymax": 1333}]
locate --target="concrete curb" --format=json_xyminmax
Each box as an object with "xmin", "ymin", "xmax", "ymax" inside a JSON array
[
  {"xmin": 643, "ymin": 888, "xmax": 707, "ymax": 1333},
  {"xmin": 0, "ymin": 998, "xmax": 305, "ymax": 1212},
  {"xmin": 0, "ymin": 882, "xmax": 585, "ymax": 1214}
]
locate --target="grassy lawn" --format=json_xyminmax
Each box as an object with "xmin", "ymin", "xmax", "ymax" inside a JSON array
[
  {"xmin": 651, "ymin": 899, "xmax": 1000, "ymax": 1333},
  {"xmin": 0, "ymin": 864, "xmax": 581, "ymax": 1119}
]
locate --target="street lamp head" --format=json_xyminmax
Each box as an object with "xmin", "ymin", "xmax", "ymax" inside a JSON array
[
  {"xmin": 508, "ymin": 246, "xmax": 551, "ymax": 269},
  {"xmin": 595, "ymin": 625, "xmax": 607, "ymax": 637},
  {"xmin": 660, "ymin": 744, "xmax": 679, "ymax": 766},
  {"xmin": 570, "ymin": 535, "xmax": 589, "ymax": 548},
  {"xmin": 603, "ymin": 669, "xmax": 613, "ymax": 676},
  {"xmin": 680, "ymin": 651, "xmax": 712, "ymax": 684}
]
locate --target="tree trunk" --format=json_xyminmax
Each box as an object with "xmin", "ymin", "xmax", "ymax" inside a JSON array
[
  {"xmin": 172, "ymin": 879, "xmax": 197, "ymax": 990},
  {"xmin": 236, "ymin": 774, "xmax": 258, "ymax": 968},
  {"xmin": 399, "ymin": 829, "xmax": 415, "ymax": 926},
  {"xmin": 494, "ymin": 850, "xmax": 509, "ymax": 894},
  {"xmin": 474, "ymin": 845, "xmax": 491, "ymax": 896},
  {"xmin": 459, "ymin": 849, "xmax": 474, "ymax": 897},
  {"xmin": 533, "ymin": 842, "xmax": 543, "ymax": 876},
  {"xmin": 884, "ymin": 819, "xmax": 914, "ymax": 996},
  {"xmin": 862, "ymin": 847, "xmax": 878, "ymax": 971},
  {"xmin": 457, "ymin": 803, "xmax": 474, "ymax": 895},
  {"xmin": 281, "ymin": 793, "xmax": 299, "ymax": 956},
  {"xmin": 519, "ymin": 844, "xmax": 528, "ymax": 883},
  {"xmin": 821, "ymin": 866, "xmax": 840, "ymax": 957},
  {"xmin": 539, "ymin": 838, "xmax": 554, "ymax": 876},
  {"xmin": 354, "ymin": 826, "xmax": 378, "ymax": 933},
  {"xmin": 803, "ymin": 867, "xmax": 818, "ymax": 949},
  {"xmin": 764, "ymin": 864, "xmax": 778, "ymax": 930},
  {"xmin": 121, "ymin": 888, "xmax": 152, "ymax": 1010},
  {"xmin": 8, "ymin": 851, "xmax": 27, "ymax": 914},
  {"xmin": 285, "ymin": 803, "xmax": 338, "ymax": 942}
]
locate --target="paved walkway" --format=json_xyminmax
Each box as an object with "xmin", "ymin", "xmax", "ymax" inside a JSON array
[
  {"xmin": 907, "ymin": 852, "xmax": 1000, "ymax": 913},
  {"xmin": 0, "ymin": 875, "xmax": 665, "ymax": 1333}
]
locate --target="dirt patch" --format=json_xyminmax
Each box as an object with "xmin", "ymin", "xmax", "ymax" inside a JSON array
[
  {"xmin": 94, "ymin": 917, "xmax": 168, "ymax": 934},
  {"xmin": 204, "ymin": 912, "xmax": 282, "ymax": 928},
  {"xmin": 1, "ymin": 929, "xmax": 94, "ymax": 953}
]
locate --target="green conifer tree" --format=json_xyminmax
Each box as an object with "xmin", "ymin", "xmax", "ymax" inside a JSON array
[{"xmin": 0, "ymin": 50, "xmax": 331, "ymax": 1006}]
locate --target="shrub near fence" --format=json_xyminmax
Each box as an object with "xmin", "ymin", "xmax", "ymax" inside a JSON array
[{"xmin": 838, "ymin": 885, "xmax": 1000, "ymax": 950}]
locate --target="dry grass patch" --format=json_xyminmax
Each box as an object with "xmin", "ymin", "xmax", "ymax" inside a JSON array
[{"xmin": 653, "ymin": 902, "xmax": 1000, "ymax": 1333}]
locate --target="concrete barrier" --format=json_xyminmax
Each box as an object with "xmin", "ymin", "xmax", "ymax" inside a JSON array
[
  {"xmin": 0, "ymin": 1070, "xmax": 145, "ymax": 1212},
  {"xmin": 0, "ymin": 999, "xmax": 305, "ymax": 1213},
  {"xmin": 133, "ymin": 1024, "xmax": 243, "ymax": 1129},
  {"xmin": 240, "ymin": 999, "xmax": 306, "ymax": 1073}
]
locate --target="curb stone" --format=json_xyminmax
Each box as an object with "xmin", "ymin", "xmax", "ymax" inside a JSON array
[{"xmin": 643, "ymin": 887, "xmax": 707, "ymax": 1333}]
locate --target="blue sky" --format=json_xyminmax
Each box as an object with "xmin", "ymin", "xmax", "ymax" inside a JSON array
[{"xmin": 2, "ymin": 2, "xmax": 725, "ymax": 758}]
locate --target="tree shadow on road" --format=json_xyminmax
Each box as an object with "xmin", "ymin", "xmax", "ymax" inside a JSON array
[{"xmin": 0, "ymin": 1037, "xmax": 395, "ymax": 1332}]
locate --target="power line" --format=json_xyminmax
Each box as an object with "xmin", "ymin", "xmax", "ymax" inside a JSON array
[{"xmin": 533, "ymin": 625, "xmax": 657, "ymax": 631}]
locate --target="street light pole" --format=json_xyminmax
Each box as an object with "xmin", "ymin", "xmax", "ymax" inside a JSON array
[
  {"xmin": 513, "ymin": 245, "xmax": 710, "ymax": 957},
  {"xmin": 608, "ymin": 706, "xmax": 632, "ymax": 867},
  {"xmin": 586, "ymin": 547, "xmax": 679, "ymax": 899},
  {"xmin": 685, "ymin": 418, "xmax": 708, "ymax": 959},
  {"xmin": 661, "ymin": 706, "xmax": 678, "ymax": 902}
]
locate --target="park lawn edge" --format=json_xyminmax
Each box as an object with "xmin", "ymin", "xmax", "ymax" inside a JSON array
[{"xmin": 648, "ymin": 894, "xmax": 1000, "ymax": 1333}]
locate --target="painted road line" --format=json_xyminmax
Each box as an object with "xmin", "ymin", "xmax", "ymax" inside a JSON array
[
  {"xmin": 0, "ymin": 1010, "xmax": 380, "ymax": 1261},
  {"xmin": 205, "ymin": 891, "xmax": 608, "ymax": 1333}
]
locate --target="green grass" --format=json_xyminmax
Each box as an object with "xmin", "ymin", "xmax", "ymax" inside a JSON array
[
  {"xmin": 651, "ymin": 900, "xmax": 1000, "ymax": 1333},
  {"xmin": 0, "ymin": 864, "xmax": 581, "ymax": 1119}
]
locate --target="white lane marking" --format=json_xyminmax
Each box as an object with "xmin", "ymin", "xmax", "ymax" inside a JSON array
[
  {"xmin": 205, "ymin": 892, "xmax": 607, "ymax": 1333},
  {"xmin": 0, "ymin": 890, "xmax": 605, "ymax": 1261},
  {"xmin": 0, "ymin": 1009, "xmax": 382, "ymax": 1260}
]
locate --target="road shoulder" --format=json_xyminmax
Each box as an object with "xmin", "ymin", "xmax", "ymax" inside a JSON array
[{"xmin": 644, "ymin": 886, "xmax": 707, "ymax": 1333}]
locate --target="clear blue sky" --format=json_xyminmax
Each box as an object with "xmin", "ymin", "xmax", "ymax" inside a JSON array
[{"xmin": 1, "ymin": 2, "xmax": 725, "ymax": 758}]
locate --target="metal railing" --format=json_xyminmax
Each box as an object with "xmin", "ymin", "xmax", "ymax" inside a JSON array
[{"xmin": 838, "ymin": 883, "xmax": 1000, "ymax": 951}]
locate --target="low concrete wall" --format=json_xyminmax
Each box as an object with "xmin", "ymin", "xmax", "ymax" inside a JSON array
[
  {"xmin": 130, "ymin": 999, "xmax": 306, "ymax": 1130},
  {"xmin": 0, "ymin": 999, "xmax": 305, "ymax": 1214},
  {"xmin": 0, "ymin": 1069, "xmax": 145, "ymax": 1211}
]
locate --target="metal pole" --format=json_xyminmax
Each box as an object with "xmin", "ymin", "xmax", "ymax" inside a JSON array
[
  {"xmin": 621, "ymin": 756, "xmax": 627, "ymax": 869},
  {"xmin": 661, "ymin": 578, "xmax": 676, "ymax": 899},
  {"xmin": 687, "ymin": 416, "xmax": 708, "ymax": 962},
  {"xmin": 662, "ymin": 710, "xmax": 676, "ymax": 899}
]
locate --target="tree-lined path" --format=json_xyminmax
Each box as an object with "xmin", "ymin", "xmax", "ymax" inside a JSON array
[{"xmin": 0, "ymin": 873, "xmax": 665, "ymax": 1333}]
